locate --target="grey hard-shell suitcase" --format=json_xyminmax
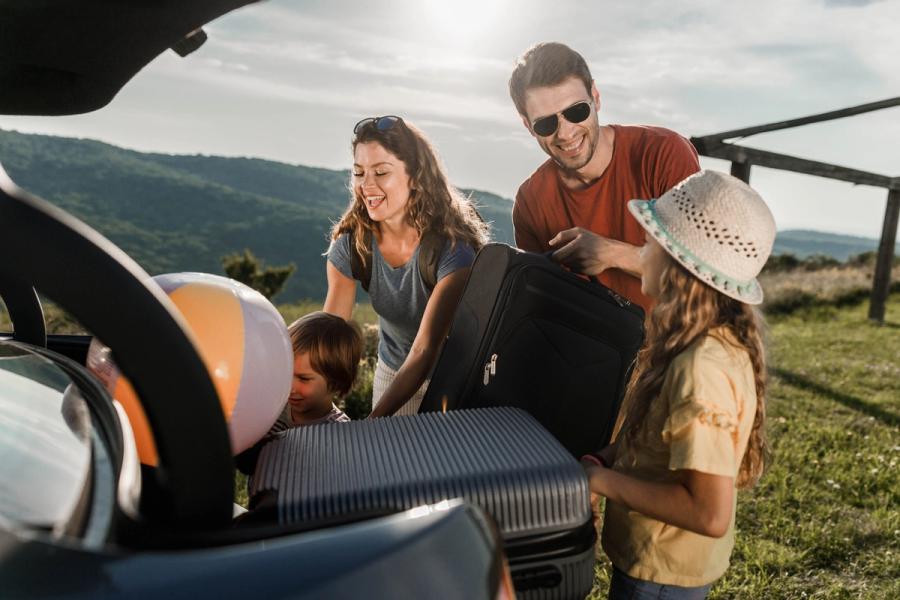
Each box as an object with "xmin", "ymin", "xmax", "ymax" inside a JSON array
[{"xmin": 249, "ymin": 407, "xmax": 596, "ymax": 600}]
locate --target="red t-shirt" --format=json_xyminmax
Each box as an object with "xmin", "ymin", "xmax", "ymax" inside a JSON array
[{"xmin": 513, "ymin": 124, "xmax": 700, "ymax": 312}]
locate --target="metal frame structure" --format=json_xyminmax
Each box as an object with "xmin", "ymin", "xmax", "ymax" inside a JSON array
[{"xmin": 690, "ymin": 97, "xmax": 900, "ymax": 323}]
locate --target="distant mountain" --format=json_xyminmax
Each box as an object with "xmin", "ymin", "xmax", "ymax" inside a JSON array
[
  {"xmin": 5, "ymin": 129, "xmax": 888, "ymax": 303},
  {"xmin": 0, "ymin": 129, "xmax": 514, "ymax": 302},
  {"xmin": 774, "ymin": 229, "xmax": 897, "ymax": 261}
]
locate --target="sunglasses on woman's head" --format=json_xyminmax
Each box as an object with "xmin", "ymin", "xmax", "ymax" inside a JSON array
[
  {"xmin": 530, "ymin": 101, "xmax": 592, "ymax": 137},
  {"xmin": 353, "ymin": 115, "xmax": 403, "ymax": 135}
]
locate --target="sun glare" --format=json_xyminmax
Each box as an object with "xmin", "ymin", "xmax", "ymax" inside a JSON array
[{"xmin": 422, "ymin": 0, "xmax": 508, "ymax": 43}]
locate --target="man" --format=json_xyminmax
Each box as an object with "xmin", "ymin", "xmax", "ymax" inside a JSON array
[{"xmin": 509, "ymin": 42, "xmax": 700, "ymax": 311}]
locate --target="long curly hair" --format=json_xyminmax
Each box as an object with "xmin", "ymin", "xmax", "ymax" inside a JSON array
[
  {"xmin": 331, "ymin": 118, "xmax": 489, "ymax": 261},
  {"xmin": 619, "ymin": 256, "xmax": 770, "ymax": 489}
]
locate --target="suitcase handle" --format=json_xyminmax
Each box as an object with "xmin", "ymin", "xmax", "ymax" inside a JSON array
[
  {"xmin": 540, "ymin": 249, "xmax": 596, "ymax": 280},
  {"xmin": 540, "ymin": 250, "xmax": 629, "ymax": 306}
]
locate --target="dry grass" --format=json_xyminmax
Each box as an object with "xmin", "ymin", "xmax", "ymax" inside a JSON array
[
  {"xmin": 761, "ymin": 264, "xmax": 900, "ymax": 316},
  {"xmin": 761, "ymin": 264, "xmax": 900, "ymax": 302}
]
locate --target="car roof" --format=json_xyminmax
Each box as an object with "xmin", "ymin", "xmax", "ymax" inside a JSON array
[{"xmin": 0, "ymin": 0, "xmax": 256, "ymax": 116}]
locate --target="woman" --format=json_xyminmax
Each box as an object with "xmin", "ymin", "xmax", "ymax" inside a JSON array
[{"xmin": 324, "ymin": 116, "xmax": 488, "ymax": 417}]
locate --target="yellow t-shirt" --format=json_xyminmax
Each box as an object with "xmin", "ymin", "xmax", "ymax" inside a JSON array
[{"xmin": 601, "ymin": 329, "xmax": 758, "ymax": 587}]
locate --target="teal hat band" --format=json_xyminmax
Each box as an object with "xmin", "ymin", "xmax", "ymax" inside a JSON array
[{"xmin": 636, "ymin": 199, "xmax": 760, "ymax": 299}]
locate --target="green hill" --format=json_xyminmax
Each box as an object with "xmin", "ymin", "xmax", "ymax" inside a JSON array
[
  {"xmin": 0, "ymin": 129, "xmax": 514, "ymax": 302},
  {"xmin": 6, "ymin": 128, "xmax": 890, "ymax": 303},
  {"xmin": 775, "ymin": 229, "xmax": 898, "ymax": 261}
]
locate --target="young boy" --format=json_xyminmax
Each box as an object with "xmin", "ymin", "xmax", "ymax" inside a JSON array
[
  {"xmin": 235, "ymin": 311, "xmax": 362, "ymax": 475},
  {"xmin": 269, "ymin": 311, "xmax": 362, "ymax": 431}
]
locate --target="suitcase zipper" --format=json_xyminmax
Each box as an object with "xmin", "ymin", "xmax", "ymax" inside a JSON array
[
  {"xmin": 607, "ymin": 289, "xmax": 630, "ymax": 307},
  {"xmin": 458, "ymin": 251, "xmax": 641, "ymax": 401},
  {"xmin": 482, "ymin": 353, "xmax": 498, "ymax": 385}
]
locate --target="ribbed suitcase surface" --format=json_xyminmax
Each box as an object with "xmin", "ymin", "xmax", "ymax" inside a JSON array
[{"xmin": 250, "ymin": 407, "xmax": 591, "ymax": 539}]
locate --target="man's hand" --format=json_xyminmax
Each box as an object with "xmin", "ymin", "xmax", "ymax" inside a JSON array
[{"xmin": 548, "ymin": 227, "xmax": 641, "ymax": 277}]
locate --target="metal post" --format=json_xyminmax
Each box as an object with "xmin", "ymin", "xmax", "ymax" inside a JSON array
[
  {"xmin": 869, "ymin": 188, "xmax": 900, "ymax": 323},
  {"xmin": 730, "ymin": 161, "xmax": 752, "ymax": 184}
]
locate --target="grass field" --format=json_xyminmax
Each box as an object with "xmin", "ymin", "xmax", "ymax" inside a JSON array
[{"xmin": 588, "ymin": 294, "xmax": 900, "ymax": 599}]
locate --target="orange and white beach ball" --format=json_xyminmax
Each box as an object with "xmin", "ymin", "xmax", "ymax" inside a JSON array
[{"xmin": 86, "ymin": 272, "xmax": 292, "ymax": 466}]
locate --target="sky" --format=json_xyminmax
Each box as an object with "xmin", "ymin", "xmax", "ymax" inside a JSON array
[{"xmin": 1, "ymin": 0, "xmax": 898, "ymax": 238}]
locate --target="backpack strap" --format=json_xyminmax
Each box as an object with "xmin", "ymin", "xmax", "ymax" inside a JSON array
[
  {"xmin": 349, "ymin": 229, "xmax": 374, "ymax": 293},
  {"xmin": 417, "ymin": 199, "xmax": 483, "ymax": 292},
  {"xmin": 350, "ymin": 228, "xmax": 443, "ymax": 294},
  {"xmin": 417, "ymin": 230, "xmax": 442, "ymax": 293}
]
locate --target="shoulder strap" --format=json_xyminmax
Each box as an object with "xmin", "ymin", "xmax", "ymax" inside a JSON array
[
  {"xmin": 417, "ymin": 230, "xmax": 442, "ymax": 293},
  {"xmin": 349, "ymin": 229, "xmax": 373, "ymax": 293},
  {"xmin": 416, "ymin": 200, "xmax": 485, "ymax": 292},
  {"xmin": 352, "ymin": 229, "xmax": 441, "ymax": 294}
]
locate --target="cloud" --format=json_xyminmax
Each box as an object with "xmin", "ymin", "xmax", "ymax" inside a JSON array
[
  {"xmin": 823, "ymin": 0, "xmax": 885, "ymax": 6},
  {"xmin": 414, "ymin": 119, "xmax": 462, "ymax": 131},
  {"xmin": 206, "ymin": 3, "xmax": 510, "ymax": 82},
  {"xmin": 155, "ymin": 50, "xmax": 516, "ymax": 127},
  {"xmin": 9, "ymin": 0, "xmax": 899, "ymax": 236}
]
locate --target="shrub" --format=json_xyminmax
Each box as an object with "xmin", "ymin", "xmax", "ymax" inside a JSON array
[
  {"xmin": 340, "ymin": 360, "xmax": 373, "ymax": 420},
  {"xmin": 764, "ymin": 288, "xmax": 819, "ymax": 315},
  {"xmin": 338, "ymin": 324, "xmax": 378, "ymax": 420},
  {"xmin": 800, "ymin": 253, "xmax": 841, "ymax": 271},
  {"xmin": 763, "ymin": 253, "xmax": 801, "ymax": 273},
  {"xmin": 847, "ymin": 251, "xmax": 878, "ymax": 267},
  {"xmin": 221, "ymin": 248, "xmax": 295, "ymax": 300}
]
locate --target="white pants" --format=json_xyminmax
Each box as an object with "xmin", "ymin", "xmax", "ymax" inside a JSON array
[{"xmin": 372, "ymin": 359, "xmax": 429, "ymax": 416}]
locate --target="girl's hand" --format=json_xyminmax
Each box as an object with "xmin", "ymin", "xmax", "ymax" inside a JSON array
[
  {"xmin": 579, "ymin": 444, "xmax": 619, "ymax": 521},
  {"xmin": 580, "ymin": 456, "xmax": 610, "ymax": 498},
  {"xmin": 596, "ymin": 443, "xmax": 617, "ymax": 466},
  {"xmin": 579, "ymin": 459, "xmax": 605, "ymax": 525}
]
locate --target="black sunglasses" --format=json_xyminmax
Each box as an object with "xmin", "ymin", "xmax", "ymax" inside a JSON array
[
  {"xmin": 353, "ymin": 115, "xmax": 403, "ymax": 135},
  {"xmin": 531, "ymin": 101, "xmax": 592, "ymax": 137}
]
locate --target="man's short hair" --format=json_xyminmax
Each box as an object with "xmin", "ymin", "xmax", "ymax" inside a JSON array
[
  {"xmin": 509, "ymin": 42, "xmax": 593, "ymax": 117},
  {"xmin": 288, "ymin": 311, "xmax": 362, "ymax": 397}
]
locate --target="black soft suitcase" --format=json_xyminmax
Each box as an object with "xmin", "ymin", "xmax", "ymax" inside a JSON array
[
  {"xmin": 250, "ymin": 407, "xmax": 596, "ymax": 600},
  {"xmin": 420, "ymin": 243, "xmax": 644, "ymax": 458}
]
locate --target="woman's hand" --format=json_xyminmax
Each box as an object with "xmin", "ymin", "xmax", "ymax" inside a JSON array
[{"xmin": 368, "ymin": 267, "xmax": 469, "ymax": 418}]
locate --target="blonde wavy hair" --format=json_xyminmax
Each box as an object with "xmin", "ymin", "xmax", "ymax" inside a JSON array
[
  {"xmin": 620, "ymin": 257, "xmax": 770, "ymax": 489},
  {"xmin": 332, "ymin": 118, "xmax": 489, "ymax": 260}
]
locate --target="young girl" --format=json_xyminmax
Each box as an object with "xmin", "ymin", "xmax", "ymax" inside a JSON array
[
  {"xmin": 324, "ymin": 116, "xmax": 488, "ymax": 417},
  {"xmin": 581, "ymin": 170, "xmax": 775, "ymax": 599}
]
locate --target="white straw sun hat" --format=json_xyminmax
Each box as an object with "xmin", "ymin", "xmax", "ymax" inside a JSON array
[{"xmin": 627, "ymin": 170, "xmax": 776, "ymax": 305}]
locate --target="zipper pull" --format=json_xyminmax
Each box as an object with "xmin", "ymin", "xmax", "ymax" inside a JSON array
[
  {"xmin": 483, "ymin": 354, "xmax": 498, "ymax": 386},
  {"xmin": 608, "ymin": 290, "xmax": 629, "ymax": 307}
]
